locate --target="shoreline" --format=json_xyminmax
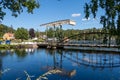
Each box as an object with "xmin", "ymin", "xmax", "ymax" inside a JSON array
[
  {"xmin": 0, "ymin": 43, "xmax": 120, "ymax": 53},
  {"xmin": 0, "ymin": 44, "xmax": 38, "ymax": 49}
]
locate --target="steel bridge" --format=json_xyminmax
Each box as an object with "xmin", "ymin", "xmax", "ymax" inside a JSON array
[
  {"xmin": 40, "ymin": 19, "xmax": 76, "ymax": 48},
  {"xmin": 39, "ymin": 19, "xmax": 118, "ymax": 50}
]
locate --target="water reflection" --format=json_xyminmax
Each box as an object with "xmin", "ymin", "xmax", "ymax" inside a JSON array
[
  {"xmin": 0, "ymin": 48, "xmax": 35, "ymax": 57},
  {"xmin": 0, "ymin": 49, "xmax": 119, "ymax": 80},
  {"xmin": 42, "ymin": 49, "xmax": 120, "ymax": 79},
  {"xmin": 42, "ymin": 49, "xmax": 76, "ymax": 78},
  {"xmin": 63, "ymin": 50, "xmax": 120, "ymax": 70},
  {"xmin": 45, "ymin": 49, "xmax": 120, "ymax": 70}
]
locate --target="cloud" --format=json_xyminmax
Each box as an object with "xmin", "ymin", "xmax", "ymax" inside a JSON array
[
  {"xmin": 71, "ymin": 13, "xmax": 81, "ymax": 17},
  {"xmin": 82, "ymin": 17, "xmax": 90, "ymax": 21}
]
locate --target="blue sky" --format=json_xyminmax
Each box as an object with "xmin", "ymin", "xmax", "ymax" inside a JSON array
[{"xmin": 2, "ymin": 0, "xmax": 103, "ymax": 31}]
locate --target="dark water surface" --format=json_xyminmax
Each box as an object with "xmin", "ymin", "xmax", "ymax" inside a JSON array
[{"xmin": 0, "ymin": 48, "xmax": 120, "ymax": 80}]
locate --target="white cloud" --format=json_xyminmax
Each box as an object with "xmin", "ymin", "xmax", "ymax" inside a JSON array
[
  {"xmin": 82, "ymin": 17, "xmax": 90, "ymax": 21},
  {"xmin": 71, "ymin": 13, "xmax": 81, "ymax": 17}
]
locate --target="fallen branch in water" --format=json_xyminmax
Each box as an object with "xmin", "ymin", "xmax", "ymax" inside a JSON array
[
  {"xmin": 24, "ymin": 70, "xmax": 35, "ymax": 80},
  {"xmin": 0, "ymin": 68, "xmax": 10, "ymax": 74},
  {"xmin": 36, "ymin": 69, "xmax": 62, "ymax": 80}
]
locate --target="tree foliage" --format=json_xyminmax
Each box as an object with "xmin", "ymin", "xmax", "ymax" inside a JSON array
[
  {"xmin": 0, "ymin": 24, "xmax": 15, "ymax": 37},
  {"xmin": 29, "ymin": 28, "xmax": 35, "ymax": 39},
  {"xmin": 46, "ymin": 28, "xmax": 102, "ymax": 40},
  {"xmin": 0, "ymin": 0, "xmax": 40, "ymax": 20},
  {"xmin": 15, "ymin": 27, "xmax": 29, "ymax": 40},
  {"xmin": 84, "ymin": 0, "xmax": 120, "ymax": 36},
  {"xmin": 35, "ymin": 29, "xmax": 40, "ymax": 38},
  {"xmin": 46, "ymin": 27, "xmax": 54, "ymax": 38}
]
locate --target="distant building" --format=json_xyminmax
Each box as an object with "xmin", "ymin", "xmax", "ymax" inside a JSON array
[
  {"xmin": 3, "ymin": 33, "xmax": 15, "ymax": 40},
  {"xmin": 0, "ymin": 38, "xmax": 2, "ymax": 44}
]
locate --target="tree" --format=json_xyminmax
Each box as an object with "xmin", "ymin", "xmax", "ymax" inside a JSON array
[
  {"xmin": 116, "ymin": 14, "xmax": 120, "ymax": 45},
  {"xmin": 46, "ymin": 27, "xmax": 54, "ymax": 38},
  {"xmin": 35, "ymin": 29, "xmax": 40, "ymax": 38},
  {"xmin": 8, "ymin": 25, "xmax": 14, "ymax": 33},
  {"xmin": 84, "ymin": 0, "xmax": 120, "ymax": 44},
  {"xmin": 84, "ymin": 0, "xmax": 119, "ymax": 32},
  {"xmin": 0, "ymin": 24, "xmax": 15, "ymax": 37},
  {"xmin": 0, "ymin": 0, "xmax": 40, "ymax": 20},
  {"xmin": 29, "ymin": 28, "xmax": 35, "ymax": 39},
  {"xmin": 15, "ymin": 27, "xmax": 29, "ymax": 41},
  {"xmin": 55, "ymin": 27, "xmax": 64, "ymax": 41}
]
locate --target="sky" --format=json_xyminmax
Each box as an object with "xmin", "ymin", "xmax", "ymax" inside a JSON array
[{"xmin": 2, "ymin": 0, "xmax": 104, "ymax": 31}]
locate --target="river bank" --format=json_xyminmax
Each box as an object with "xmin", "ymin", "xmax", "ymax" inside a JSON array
[
  {"xmin": 0, "ymin": 44, "xmax": 38, "ymax": 49},
  {"xmin": 1, "ymin": 42, "xmax": 120, "ymax": 53}
]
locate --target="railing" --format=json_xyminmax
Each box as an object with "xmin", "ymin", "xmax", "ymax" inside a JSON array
[{"xmin": 66, "ymin": 40, "xmax": 117, "ymax": 46}]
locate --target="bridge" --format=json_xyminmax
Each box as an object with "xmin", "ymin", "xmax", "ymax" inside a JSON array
[
  {"xmin": 40, "ymin": 19, "xmax": 76, "ymax": 49},
  {"xmin": 38, "ymin": 19, "xmax": 120, "ymax": 52},
  {"xmin": 37, "ymin": 31, "xmax": 120, "ymax": 52}
]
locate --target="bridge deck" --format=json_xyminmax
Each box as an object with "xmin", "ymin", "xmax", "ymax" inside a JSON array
[{"xmin": 37, "ymin": 42, "xmax": 120, "ymax": 52}]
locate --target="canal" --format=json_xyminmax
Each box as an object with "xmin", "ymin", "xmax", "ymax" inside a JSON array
[{"xmin": 0, "ymin": 48, "xmax": 120, "ymax": 80}]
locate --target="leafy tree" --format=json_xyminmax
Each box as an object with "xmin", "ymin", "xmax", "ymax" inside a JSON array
[
  {"xmin": 84, "ymin": 0, "xmax": 119, "ymax": 34},
  {"xmin": 8, "ymin": 25, "xmax": 14, "ymax": 33},
  {"xmin": 55, "ymin": 27, "xmax": 63, "ymax": 41},
  {"xmin": 15, "ymin": 27, "xmax": 29, "ymax": 41},
  {"xmin": 116, "ymin": 15, "xmax": 120, "ymax": 45},
  {"xmin": 0, "ymin": 24, "xmax": 15, "ymax": 37},
  {"xmin": 46, "ymin": 27, "xmax": 54, "ymax": 38},
  {"xmin": 117, "ymin": 15, "xmax": 120, "ymax": 37},
  {"xmin": 29, "ymin": 28, "xmax": 35, "ymax": 39},
  {"xmin": 0, "ymin": 0, "xmax": 40, "ymax": 20},
  {"xmin": 35, "ymin": 29, "xmax": 40, "ymax": 38},
  {"xmin": 84, "ymin": 0, "xmax": 120, "ymax": 45}
]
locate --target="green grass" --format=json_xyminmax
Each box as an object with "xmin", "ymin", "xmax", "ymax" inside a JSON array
[
  {"xmin": 0, "ymin": 44, "xmax": 22, "ymax": 49},
  {"xmin": 0, "ymin": 44, "xmax": 11, "ymax": 49}
]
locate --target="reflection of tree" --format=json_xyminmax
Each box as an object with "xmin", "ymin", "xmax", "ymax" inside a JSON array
[
  {"xmin": 0, "ymin": 50, "xmax": 6, "ymax": 56},
  {"xmin": 0, "ymin": 49, "xmax": 15, "ymax": 78},
  {"xmin": 15, "ymin": 49, "xmax": 27, "ymax": 58},
  {"xmin": 0, "ymin": 51, "xmax": 3, "ymax": 79},
  {"xmin": 0, "ymin": 57, "xmax": 2, "ymax": 78},
  {"xmin": 0, "ymin": 50, "xmax": 14, "ymax": 78},
  {"xmin": 46, "ymin": 49, "xmax": 55, "ymax": 56}
]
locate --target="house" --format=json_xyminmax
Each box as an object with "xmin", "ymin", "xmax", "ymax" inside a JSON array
[{"xmin": 3, "ymin": 32, "xmax": 15, "ymax": 40}]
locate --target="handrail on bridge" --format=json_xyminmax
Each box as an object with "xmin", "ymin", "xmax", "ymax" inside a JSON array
[{"xmin": 59, "ymin": 31, "xmax": 109, "ymax": 43}]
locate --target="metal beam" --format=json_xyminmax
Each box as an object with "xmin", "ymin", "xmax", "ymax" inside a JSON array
[{"xmin": 40, "ymin": 19, "xmax": 76, "ymax": 27}]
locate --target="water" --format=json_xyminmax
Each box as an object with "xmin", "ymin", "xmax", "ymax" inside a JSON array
[{"xmin": 0, "ymin": 48, "xmax": 120, "ymax": 80}]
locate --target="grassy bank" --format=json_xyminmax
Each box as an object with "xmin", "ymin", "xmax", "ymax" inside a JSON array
[
  {"xmin": 0, "ymin": 44, "xmax": 16, "ymax": 49},
  {"xmin": 0, "ymin": 44, "xmax": 37, "ymax": 49}
]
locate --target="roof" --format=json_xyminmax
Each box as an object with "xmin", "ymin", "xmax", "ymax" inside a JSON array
[
  {"xmin": 40, "ymin": 19, "xmax": 76, "ymax": 27},
  {"xmin": 3, "ymin": 33, "xmax": 14, "ymax": 40}
]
